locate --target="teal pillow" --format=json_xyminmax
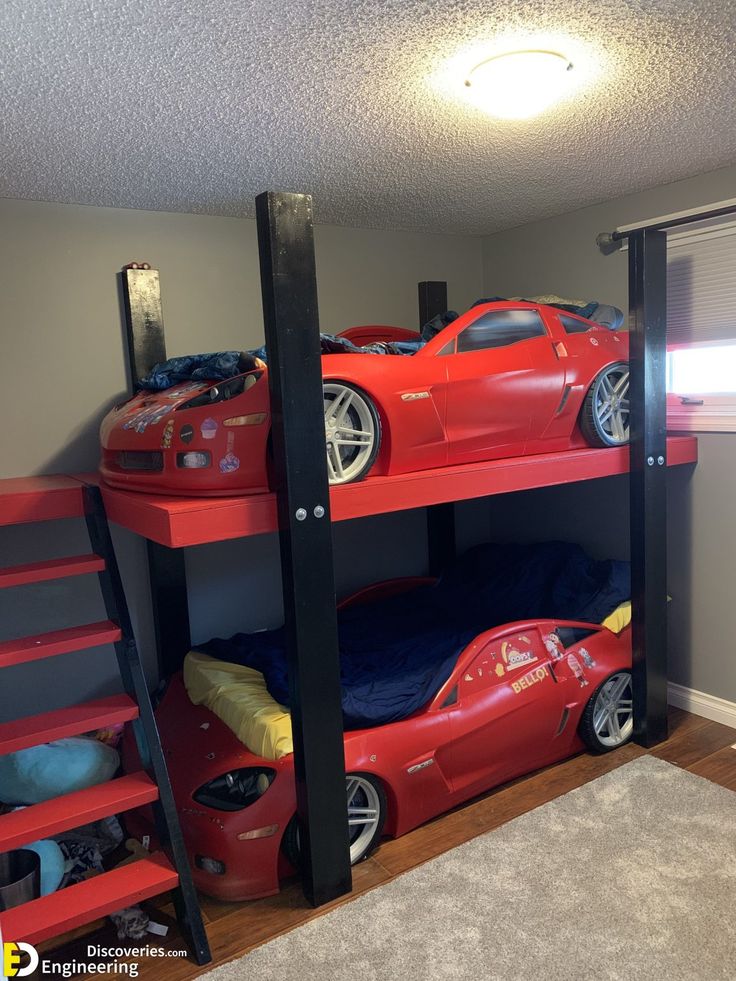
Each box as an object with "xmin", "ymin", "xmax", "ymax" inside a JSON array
[
  {"xmin": 0, "ymin": 738, "xmax": 120, "ymax": 805},
  {"xmin": 23, "ymin": 840, "xmax": 65, "ymax": 895}
]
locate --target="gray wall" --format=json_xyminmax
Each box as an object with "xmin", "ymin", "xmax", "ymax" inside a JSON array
[
  {"xmin": 0, "ymin": 197, "xmax": 484, "ymax": 721},
  {"xmin": 0, "ymin": 198, "xmax": 483, "ymax": 478},
  {"xmin": 482, "ymin": 163, "xmax": 736, "ymax": 702}
]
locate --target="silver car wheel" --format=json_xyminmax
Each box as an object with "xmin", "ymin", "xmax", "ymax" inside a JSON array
[
  {"xmin": 592, "ymin": 672, "xmax": 634, "ymax": 748},
  {"xmin": 323, "ymin": 383, "xmax": 377, "ymax": 484},
  {"xmin": 289, "ymin": 773, "xmax": 384, "ymax": 867},
  {"xmin": 346, "ymin": 775, "xmax": 382, "ymax": 863},
  {"xmin": 593, "ymin": 365, "xmax": 630, "ymax": 444}
]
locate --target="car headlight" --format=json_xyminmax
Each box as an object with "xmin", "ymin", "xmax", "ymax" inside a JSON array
[
  {"xmin": 193, "ymin": 767, "xmax": 276, "ymax": 811},
  {"xmin": 177, "ymin": 372, "xmax": 262, "ymax": 411}
]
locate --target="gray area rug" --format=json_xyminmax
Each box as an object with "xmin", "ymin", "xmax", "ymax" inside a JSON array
[{"xmin": 203, "ymin": 757, "xmax": 736, "ymax": 980}]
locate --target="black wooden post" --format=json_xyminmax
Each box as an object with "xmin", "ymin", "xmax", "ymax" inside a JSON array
[
  {"xmin": 628, "ymin": 229, "xmax": 669, "ymax": 747},
  {"xmin": 419, "ymin": 281, "xmax": 456, "ymax": 575},
  {"xmin": 118, "ymin": 266, "xmax": 193, "ymax": 678},
  {"xmin": 418, "ymin": 281, "xmax": 449, "ymax": 331},
  {"xmin": 256, "ymin": 191, "xmax": 352, "ymax": 906},
  {"xmin": 120, "ymin": 267, "xmax": 167, "ymax": 389}
]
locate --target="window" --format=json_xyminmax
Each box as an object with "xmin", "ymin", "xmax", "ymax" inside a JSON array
[
  {"xmin": 559, "ymin": 314, "xmax": 593, "ymax": 335},
  {"xmin": 441, "ymin": 686, "xmax": 458, "ymax": 708},
  {"xmin": 665, "ymin": 217, "xmax": 736, "ymax": 431},
  {"xmin": 454, "ymin": 309, "xmax": 546, "ymax": 354}
]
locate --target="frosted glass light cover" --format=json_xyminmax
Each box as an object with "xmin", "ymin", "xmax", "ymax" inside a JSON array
[{"xmin": 465, "ymin": 50, "xmax": 574, "ymax": 120}]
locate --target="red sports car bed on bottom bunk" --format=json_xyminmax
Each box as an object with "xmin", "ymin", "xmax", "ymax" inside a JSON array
[{"xmin": 124, "ymin": 542, "xmax": 633, "ymax": 901}]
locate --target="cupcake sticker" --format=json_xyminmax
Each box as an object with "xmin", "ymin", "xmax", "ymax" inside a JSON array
[{"xmin": 201, "ymin": 418, "xmax": 218, "ymax": 439}]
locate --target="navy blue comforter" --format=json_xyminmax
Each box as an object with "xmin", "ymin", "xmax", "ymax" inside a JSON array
[{"xmin": 198, "ymin": 542, "xmax": 630, "ymax": 729}]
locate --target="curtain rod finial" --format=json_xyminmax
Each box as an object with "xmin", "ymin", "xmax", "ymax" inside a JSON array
[{"xmin": 596, "ymin": 232, "xmax": 621, "ymax": 256}]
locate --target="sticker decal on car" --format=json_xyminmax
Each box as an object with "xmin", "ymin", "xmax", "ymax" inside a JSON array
[
  {"xmin": 543, "ymin": 633, "xmax": 565, "ymax": 662},
  {"xmin": 122, "ymin": 403, "xmax": 174, "ymax": 433},
  {"xmin": 567, "ymin": 652, "xmax": 589, "ymax": 687},
  {"xmin": 161, "ymin": 419, "xmax": 174, "ymax": 449},
  {"xmin": 511, "ymin": 664, "xmax": 550, "ymax": 694},
  {"xmin": 219, "ymin": 432, "xmax": 241, "ymax": 474},
  {"xmin": 579, "ymin": 647, "xmax": 596, "ymax": 669},
  {"xmin": 201, "ymin": 418, "xmax": 218, "ymax": 439},
  {"xmin": 501, "ymin": 640, "xmax": 538, "ymax": 671}
]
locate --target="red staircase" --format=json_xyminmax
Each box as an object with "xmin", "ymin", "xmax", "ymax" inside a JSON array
[{"xmin": 0, "ymin": 477, "xmax": 210, "ymax": 963}]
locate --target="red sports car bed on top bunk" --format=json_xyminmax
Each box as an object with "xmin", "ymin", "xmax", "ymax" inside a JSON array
[{"xmin": 100, "ymin": 298, "xmax": 630, "ymax": 496}]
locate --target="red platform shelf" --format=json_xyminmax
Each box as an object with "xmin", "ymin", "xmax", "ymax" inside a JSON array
[{"xmin": 57, "ymin": 435, "xmax": 698, "ymax": 548}]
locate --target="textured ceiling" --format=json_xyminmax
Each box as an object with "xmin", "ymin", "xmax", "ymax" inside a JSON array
[{"xmin": 2, "ymin": 0, "xmax": 736, "ymax": 234}]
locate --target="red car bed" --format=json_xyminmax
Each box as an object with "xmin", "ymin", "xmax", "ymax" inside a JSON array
[
  {"xmin": 123, "ymin": 576, "xmax": 632, "ymax": 902},
  {"xmin": 101, "ymin": 300, "xmax": 630, "ymax": 496}
]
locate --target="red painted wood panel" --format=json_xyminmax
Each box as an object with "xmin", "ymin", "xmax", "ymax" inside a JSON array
[
  {"xmin": 0, "ymin": 694, "xmax": 138, "ymax": 755},
  {"xmin": 0, "ymin": 853, "xmax": 178, "ymax": 945},
  {"xmin": 0, "ymin": 772, "xmax": 158, "ymax": 851},
  {"xmin": 0, "ymin": 476, "xmax": 86, "ymax": 526},
  {"xmin": 0, "ymin": 554, "xmax": 105, "ymax": 589},
  {"xmin": 85, "ymin": 435, "xmax": 698, "ymax": 548},
  {"xmin": 0, "ymin": 621, "xmax": 122, "ymax": 668}
]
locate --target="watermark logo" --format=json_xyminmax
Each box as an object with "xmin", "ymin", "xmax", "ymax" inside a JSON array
[{"xmin": 3, "ymin": 942, "xmax": 40, "ymax": 978}]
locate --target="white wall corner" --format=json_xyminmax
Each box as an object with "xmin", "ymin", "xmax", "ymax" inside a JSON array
[{"xmin": 668, "ymin": 682, "xmax": 736, "ymax": 731}]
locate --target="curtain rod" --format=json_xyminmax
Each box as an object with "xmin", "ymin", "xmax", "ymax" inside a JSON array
[{"xmin": 596, "ymin": 197, "xmax": 736, "ymax": 254}]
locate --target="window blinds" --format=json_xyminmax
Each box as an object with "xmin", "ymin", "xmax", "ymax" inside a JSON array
[{"xmin": 666, "ymin": 220, "xmax": 736, "ymax": 347}]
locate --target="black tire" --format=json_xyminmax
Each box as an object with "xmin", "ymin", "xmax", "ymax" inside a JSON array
[
  {"xmin": 579, "ymin": 671, "xmax": 634, "ymax": 753},
  {"xmin": 580, "ymin": 361, "xmax": 630, "ymax": 447},
  {"xmin": 283, "ymin": 773, "xmax": 387, "ymax": 868},
  {"xmin": 323, "ymin": 382, "xmax": 381, "ymax": 484}
]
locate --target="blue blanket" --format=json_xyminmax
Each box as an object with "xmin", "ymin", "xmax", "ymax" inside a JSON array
[{"xmin": 198, "ymin": 542, "xmax": 630, "ymax": 729}]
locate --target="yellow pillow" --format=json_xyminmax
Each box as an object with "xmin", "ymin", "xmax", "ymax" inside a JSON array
[
  {"xmin": 183, "ymin": 650, "xmax": 293, "ymax": 761},
  {"xmin": 601, "ymin": 601, "xmax": 632, "ymax": 634}
]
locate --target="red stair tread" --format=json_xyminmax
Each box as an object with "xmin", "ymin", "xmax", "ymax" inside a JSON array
[
  {"xmin": 0, "ymin": 476, "xmax": 86, "ymax": 527},
  {"xmin": 0, "ymin": 853, "xmax": 179, "ymax": 946},
  {"xmin": 0, "ymin": 621, "xmax": 122, "ymax": 668},
  {"xmin": 0, "ymin": 695, "xmax": 138, "ymax": 756},
  {"xmin": 0, "ymin": 772, "xmax": 158, "ymax": 852},
  {"xmin": 0, "ymin": 554, "xmax": 105, "ymax": 588}
]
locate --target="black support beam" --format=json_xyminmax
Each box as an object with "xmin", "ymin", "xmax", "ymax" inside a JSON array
[
  {"xmin": 628, "ymin": 229, "xmax": 669, "ymax": 747},
  {"xmin": 146, "ymin": 540, "xmax": 193, "ymax": 678},
  {"xmin": 419, "ymin": 281, "xmax": 457, "ymax": 575},
  {"xmin": 118, "ymin": 265, "xmax": 192, "ymax": 677},
  {"xmin": 418, "ymin": 280, "xmax": 448, "ymax": 332},
  {"xmin": 256, "ymin": 191, "xmax": 351, "ymax": 906}
]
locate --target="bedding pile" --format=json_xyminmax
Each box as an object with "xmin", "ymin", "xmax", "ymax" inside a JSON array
[{"xmin": 198, "ymin": 542, "xmax": 630, "ymax": 729}]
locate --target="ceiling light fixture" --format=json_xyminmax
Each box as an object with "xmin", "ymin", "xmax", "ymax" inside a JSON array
[{"xmin": 464, "ymin": 49, "xmax": 574, "ymax": 120}]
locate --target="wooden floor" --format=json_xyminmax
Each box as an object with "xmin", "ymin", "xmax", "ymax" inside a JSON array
[{"xmin": 42, "ymin": 708, "xmax": 736, "ymax": 980}]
